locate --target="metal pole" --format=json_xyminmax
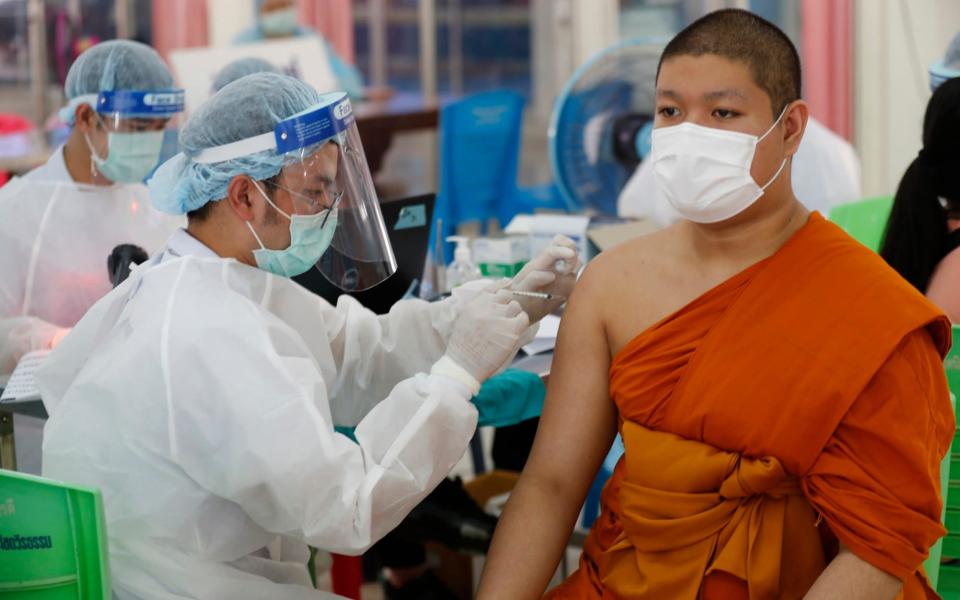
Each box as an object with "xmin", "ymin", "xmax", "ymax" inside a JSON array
[
  {"xmin": 27, "ymin": 0, "xmax": 48, "ymax": 127},
  {"xmin": 369, "ymin": 0, "xmax": 387, "ymax": 89},
  {"xmin": 115, "ymin": 0, "xmax": 132, "ymax": 39},
  {"xmin": 448, "ymin": 0, "xmax": 463, "ymax": 96},
  {"xmin": 0, "ymin": 411, "xmax": 16, "ymax": 471},
  {"xmin": 419, "ymin": 0, "xmax": 438, "ymax": 102}
]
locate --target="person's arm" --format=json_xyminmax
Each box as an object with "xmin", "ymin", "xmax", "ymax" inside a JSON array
[
  {"xmin": 167, "ymin": 285, "xmax": 528, "ymax": 554},
  {"xmin": 322, "ymin": 280, "xmax": 491, "ymax": 424},
  {"xmin": 325, "ymin": 239, "xmax": 578, "ymax": 425},
  {"xmin": 925, "ymin": 248, "xmax": 960, "ymax": 323},
  {"xmin": 476, "ymin": 262, "xmax": 618, "ymax": 599},
  {"xmin": 803, "ymin": 545, "xmax": 901, "ymax": 599},
  {"xmin": 0, "ymin": 316, "xmax": 68, "ymax": 375},
  {"xmin": 802, "ymin": 329, "xmax": 953, "ymax": 598},
  {"xmin": 0, "ymin": 194, "xmax": 64, "ymax": 375}
]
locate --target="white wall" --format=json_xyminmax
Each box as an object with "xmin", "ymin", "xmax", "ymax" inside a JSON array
[
  {"xmin": 530, "ymin": 0, "xmax": 620, "ymax": 120},
  {"xmin": 206, "ymin": 0, "xmax": 256, "ymax": 48},
  {"xmin": 854, "ymin": 0, "xmax": 960, "ymax": 197}
]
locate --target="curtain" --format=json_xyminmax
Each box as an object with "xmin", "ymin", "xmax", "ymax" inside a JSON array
[
  {"xmin": 151, "ymin": 0, "xmax": 209, "ymax": 60},
  {"xmin": 800, "ymin": 0, "xmax": 853, "ymax": 140},
  {"xmin": 299, "ymin": 0, "xmax": 355, "ymax": 63}
]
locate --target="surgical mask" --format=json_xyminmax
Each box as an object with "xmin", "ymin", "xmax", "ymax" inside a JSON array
[
  {"xmin": 85, "ymin": 130, "xmax": 165, "ymax": 184},
  {"xmin": 651, "ymin": 107, "xmax": 789, "ymax": 224},
  {"xmin": 260, "ymin": 8, "xmax": 299, "ymax": 36},
  {"xmin": 247, "ymin": 181, "xmax": 339, "ymax": 278}
]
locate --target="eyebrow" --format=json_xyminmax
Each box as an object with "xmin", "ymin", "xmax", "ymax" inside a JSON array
[
  {"xmin": 656, "ymin": 89, "xmax": 682, "ymax": 100},
  {"xmin": 309, "ymin": 173, "xmax": 335, "ymax": 186},
  {"xmin": 656, "ymin": 88, "xmax": 747, "ymax": 102},
  {"xmin": 703, "ymin": 88, "xmax": 747, "ymax": 101}
]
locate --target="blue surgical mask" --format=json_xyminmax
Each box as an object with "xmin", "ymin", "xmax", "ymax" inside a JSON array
[
  {"xmin": 247, "ymin": 181, "xmax": 339, "ymax": 278},
  {"xmin": 260, "ymin": 8, "xmax": 299, "ymax": 36},
  {"xmin": 85, "ymin": 130, "xmax": 165, "ymax": 184}
]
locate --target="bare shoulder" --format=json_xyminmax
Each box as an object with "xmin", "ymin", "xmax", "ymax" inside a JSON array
[
  {"xmin": 568, "ymin": 225, "xmax": 686, "ymax": 351},
  {"xmin": 578, "ymin": 226, "xmax": 682, "ymax": 303}
]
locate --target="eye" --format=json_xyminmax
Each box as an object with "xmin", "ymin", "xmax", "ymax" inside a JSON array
[
  {"xmin": 657, "ymin": 106, "xmax": 680, "ymax": 118},
  {"xmin": 713, "ymin": 108, "xmax": 740, "ymax": 120}
]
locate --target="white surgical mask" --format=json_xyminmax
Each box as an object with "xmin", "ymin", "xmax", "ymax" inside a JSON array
[
  {"xmin": 85, "ymin": 130, "xmax": 166, "ymax": 184},
  {"xmin": 651, "ymin": 107, "xmax": 789, "ymax": 224}
]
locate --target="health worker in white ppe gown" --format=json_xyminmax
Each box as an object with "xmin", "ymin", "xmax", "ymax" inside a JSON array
[
  {"xmin": 0, "ymin": 40, "xmax": 184, "ymax": 473},
  {"xmin": 38, "ymin": 72, "xmax": 580, "ymax": 599}
]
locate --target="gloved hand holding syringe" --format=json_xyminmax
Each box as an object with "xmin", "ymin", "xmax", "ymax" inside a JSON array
[{"xmin": 509, "ymin": 235, "xmax": 581, "ymax": 320}]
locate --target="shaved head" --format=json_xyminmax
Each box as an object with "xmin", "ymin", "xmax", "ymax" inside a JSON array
[{"xmin": 657, "ymin": 9, "xmax": 802, "ymax": 115}]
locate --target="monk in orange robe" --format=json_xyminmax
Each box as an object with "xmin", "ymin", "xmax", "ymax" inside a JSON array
[{"xmin": 477, "ymin": 9, "xmax": 953, "ymax": 600}]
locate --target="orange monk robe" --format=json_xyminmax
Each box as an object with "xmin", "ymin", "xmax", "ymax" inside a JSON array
[{"xmin": 548, "ymin": 213, "xmax": 953, "ymax": 600}]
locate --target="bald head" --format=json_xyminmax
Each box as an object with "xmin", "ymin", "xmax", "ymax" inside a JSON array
[{"xmin": 657, "ymin": 9, "xmax": 801, "ymax": 115}]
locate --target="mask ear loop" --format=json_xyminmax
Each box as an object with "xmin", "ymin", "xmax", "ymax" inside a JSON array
[
  {"xmin": 83, "ymin": 113, "xmax": 110, "ymax": 179},
  {"xmin": 251, "ymin": 178, "xmax": 292, "ymax": 220},
  {"xmin": 246, "ymin": 178, "xmax": 292, "ymax": 251},
  {"xmin": 756, "ymin": 102, "xmax": 793, "ymax": 189},
  {"xmin": 757, "ymin": 103, "xmax": 791, "ymax": 143}
]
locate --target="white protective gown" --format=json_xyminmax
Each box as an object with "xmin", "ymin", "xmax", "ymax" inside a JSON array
[
  {"xmin": 22, "ymin": 144, "xmax": 72, "ymax": 183},
  {"xmin": 39, "ymin": 229, "xmax": 502, "ymax": 599},
  {"xmin": 0, "ymin": 175, "xmax": 182, "ymax": 474},
  {"xmin": 617, "ymin": 116, "xmax": 863, "ymax": 226}
]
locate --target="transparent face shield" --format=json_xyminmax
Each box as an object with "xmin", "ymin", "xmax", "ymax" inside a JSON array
[
  {"xmin": 85, "ymin": 90, "xmax": 185, "ymax": 183},
  {"xmin": 193, "ymin": 92, "xmax": 397, "ymax": 290}
]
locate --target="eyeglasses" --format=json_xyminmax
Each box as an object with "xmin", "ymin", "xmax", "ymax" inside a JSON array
[{"xmin": 321, "ymin": 190, "xmax": 343, "ymax": 228}]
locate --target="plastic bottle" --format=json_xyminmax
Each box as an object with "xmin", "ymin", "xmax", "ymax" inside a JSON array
[{"xmin": 445, "ymin": 236, "xmax": 481, "ymax": 293}]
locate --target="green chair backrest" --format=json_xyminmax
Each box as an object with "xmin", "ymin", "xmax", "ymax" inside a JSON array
[
  {"xmin": 828, "ymin": 196, "xmax": 894, "ymax": 252},
  {"xmin": 0, "ymin": 469, "xmax": 110, "ymax": 598},
  {"xmin": 931, "ymin": 326, "xmax": 960, "ymax": 590},
  {"xmin": 926, "ymin": 391, "xmax": 956, "ymax": 590},
  {"xmin": 946, "ymin": 325, "xmax": 960, "ymax": 394}
]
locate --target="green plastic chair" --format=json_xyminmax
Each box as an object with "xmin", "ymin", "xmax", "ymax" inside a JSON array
[
  {"xmin": 0, "ymin": 469, "xmax": 110, "ymax": 598},
  {"xmin": 927, "ymin": 391, "xmax": 956, "ymax": 590},
  {"xmin": 828, "ymin": 196, "xmax": 894, "ymax": 252},
  {"xmin": 935, "ymin": 325, "xmax": 960, "ymax": 596}
]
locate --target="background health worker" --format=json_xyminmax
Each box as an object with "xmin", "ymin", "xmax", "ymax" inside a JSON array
[{"xmin": 0, "ymin": 39, "xmax": 185, "ymax": 473}]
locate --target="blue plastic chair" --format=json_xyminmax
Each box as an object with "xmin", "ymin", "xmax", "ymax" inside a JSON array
[{"xmin": 433, "ymin": 90, "xmax": 566, "ymax": 263}]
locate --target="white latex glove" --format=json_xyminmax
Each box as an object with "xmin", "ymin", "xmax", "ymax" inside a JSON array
[
  {"xmin": 0, "ymin": 317, "xmax": 70, "ymax": 376},
  {"xmin": 434, "ymin": 288, "xmax": 530, "ymax": 390},
  {"xmin": 511, "ymin": 234, "xmax": 582, "ymax": 322}
]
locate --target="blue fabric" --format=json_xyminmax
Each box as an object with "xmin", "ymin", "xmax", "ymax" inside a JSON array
[
  {"xmin": 330, "ymin": 369, "xmax": 545, "ymax": 442},
  {"xmin": 334, "ymin": 425, "xmax": 358, "ymax": 443},
  {"xmin": 147, "ymin": 72, "xmax": 321, "ymax": 215},
  {"xmin": 232, "ymin": 27, "xmax": 364, "ymax": 99},
  {"xmin": 473, "ymin": 369, "xmax": 545, "ymax": 428},
  {"xmin": 61, "ymin": 40, "xmax": 175, "ymax": 125}
]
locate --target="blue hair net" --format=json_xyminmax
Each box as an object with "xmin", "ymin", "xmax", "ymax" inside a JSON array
[
  {"xmin": 931, "ymin": 32, "xmax": 960, "ymax": 90},
  {"xmin": 946, "ymin": 32, "xmax": 960, "ymax": 70},
  {"xmin": 211, "ymin": 57, "xmax": 279, "ymax": 93},
  {"xmin": 148, "ymin": 72, "xmax": 321, "ymax": 215},
  {"xmin": 59, "ymin": 40, "xmax": 175, "ymax": 125}
]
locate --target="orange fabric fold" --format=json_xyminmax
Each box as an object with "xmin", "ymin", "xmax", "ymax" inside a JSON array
[
  {"xmin": 547, "ymin": 213, "xmax": 952, "ymax": 600},
  {"xmin": 599, "ymin": 422, "xmax": 825, "ymax": 599}
]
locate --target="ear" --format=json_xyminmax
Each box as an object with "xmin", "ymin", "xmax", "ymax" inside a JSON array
[
  {"xmin": 781, "ymin": 99, "xmax": 808, "ymax": 158},
  {"xmin": 226, "ymin": 176, "xmax": 259, "ymax": 221},
  {"xmin": 73, "ymin": 103, "xmax": 99, "ymax": 134}
]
